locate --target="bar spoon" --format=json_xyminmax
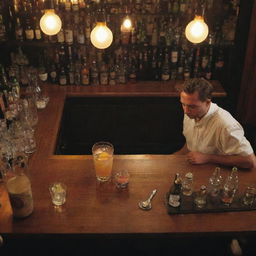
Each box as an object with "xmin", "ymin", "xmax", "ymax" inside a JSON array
[{"xmin": 138, "ymin": 189, "xmax": 157, "ymax": 210}]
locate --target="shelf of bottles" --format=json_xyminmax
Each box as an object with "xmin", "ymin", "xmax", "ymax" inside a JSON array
[{"xmin": 0, "ymin": 0, "xmax": 239, "ymax": 86}]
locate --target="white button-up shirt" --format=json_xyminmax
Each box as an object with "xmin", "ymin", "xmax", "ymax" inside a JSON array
[{"xmin": 183, "ymin": 103, "xmax": 253, "ymax": 156}]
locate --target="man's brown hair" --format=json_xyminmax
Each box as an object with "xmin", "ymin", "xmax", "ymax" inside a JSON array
[{"xmin": 183, "ymin": 78, "xmax": 213, "ymax": 101}]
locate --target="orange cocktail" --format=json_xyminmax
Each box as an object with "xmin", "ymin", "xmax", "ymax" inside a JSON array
[{"xmin": 92, "ymin": 142, "xmax": 114, "ymax": 182}]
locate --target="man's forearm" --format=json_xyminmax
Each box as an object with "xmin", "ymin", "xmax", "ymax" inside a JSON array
[{"xmin": 207, "ymin": 154, "xmax": 256, "ymax": 169}]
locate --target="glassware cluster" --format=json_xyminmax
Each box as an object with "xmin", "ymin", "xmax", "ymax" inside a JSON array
[
  {"xmin": 0, "ymin": 65, "xmax": 49, "ymax": 218},
  {"xmin": 168, "ymin": 167, "xmax": 256, "ymax": 209}
]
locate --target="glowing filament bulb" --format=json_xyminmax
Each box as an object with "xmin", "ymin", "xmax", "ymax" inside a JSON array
[
  {"xmin": 40, "ymin": 9, "xmax": 62, "ymax": 36},
  {"xmin": 90, "ymin": 22, "xmax": 113, "ymax": 49},
  {"xmin": 185, "ymin": 16, "xmax": 209, "ymax": 44}
]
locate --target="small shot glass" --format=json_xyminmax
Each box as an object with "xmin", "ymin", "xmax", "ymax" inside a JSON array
[
  {"xmin": 242, "ymin": 186, "xmax": 256, "ymax": 206},
  {"xmin": 114, "ymin": 170, "xmax": 130, "ymax": 189},
  {"xmin": 49, "ymin": 182, "xmax": 67, "ymax": 206}
]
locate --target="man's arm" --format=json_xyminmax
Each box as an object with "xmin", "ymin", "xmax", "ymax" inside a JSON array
[
  {"xmin": 173, "ymin": 143, "xmax": 189, "ymax": 155},
  {"xmin": 187, "ymin": 151, "xmax": 256, "ymax": 169}
]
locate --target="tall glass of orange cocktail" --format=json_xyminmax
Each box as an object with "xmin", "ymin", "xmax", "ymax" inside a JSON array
[{"xmin": 92, "ymin": 142, "xmax": 114, "ymax": 182}]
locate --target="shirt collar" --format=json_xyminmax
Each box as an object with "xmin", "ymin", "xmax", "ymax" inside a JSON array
[{"xmin": 194, "ymin": 102, "xmax": 218, "ymax": 127}]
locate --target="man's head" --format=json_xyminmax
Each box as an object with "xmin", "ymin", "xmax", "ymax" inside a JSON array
[{"xmin": 180, "ymin": 78, "xmax": 213, "ymax": 120}]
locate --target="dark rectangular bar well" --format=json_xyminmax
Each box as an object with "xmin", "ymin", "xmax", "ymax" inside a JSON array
[{"xmin": 55, "ymin": 97, "xmax": 185, "ymax": 155}]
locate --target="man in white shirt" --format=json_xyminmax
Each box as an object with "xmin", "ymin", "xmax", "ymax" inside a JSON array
[{"xmin": 175, "ymin": 78, "xmax": 256, "ymax": 169}]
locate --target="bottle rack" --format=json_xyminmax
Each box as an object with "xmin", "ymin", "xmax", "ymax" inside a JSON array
[{"xmin": 0, "ymin": 0, "xmax": 240, "ymax": 86}]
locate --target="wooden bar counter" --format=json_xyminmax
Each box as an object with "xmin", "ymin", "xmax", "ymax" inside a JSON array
[{"xmin": 2, "ymin": 81, "xmax": 256, "ymax": 237}]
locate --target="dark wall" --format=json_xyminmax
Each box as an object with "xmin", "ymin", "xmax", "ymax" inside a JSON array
[{"xmin": 224, "ymin": 0, "xmax": 254, "ymax": 115}]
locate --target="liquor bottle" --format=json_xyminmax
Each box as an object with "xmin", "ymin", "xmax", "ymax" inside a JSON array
[
  {"xmin": 151, "ymin": 26, "xmax": 158, "ymax": 46},
  {"xmin": 134, "ymin": 0, "xmax": 142, "ymax": 14},
  {"xmin": 108, "ymin": 59, "xmax": 116, "ymax": 85},
  {"xmin": 193, "ymin": 47, "xmax": 200, "ymax": 78},
  {"xmin": 49, "ymin": 63, "xmax": 58, "ymax": 84},
  {"xmin": 34, "ymin": 16, "xmax": 43, "ymax": 41},
  {"xmin": 179, "ymin": 0, "xmax": 187, "ymax": 14},
  {"xmin": 89, "ymin": 59, "xmax": 98, "ymax": 86},
  {"xmin": 158, "ymin": 19, "xmax": 166, "ymax": 47},
  {"xmin": 146, "ymin": 16, "xmax": 154, "ymax": 39},
  {"xmin": 165, "ymin": 26, "xmax": 173, "ymax": 47},
  {"xmin": 58, "ymin": 43, "xmax": 66, "ymax": 65},
  {"xmin": 168, "ymin": 173, "xmax": 182, "ymax": 208},
  {"xmin": 137, "ymin": 19, "xmax": 146, "ymax": 44},
  {"xmin": 116, "ymin": 57, "xmax": 126, "ymax": 84},
  {"xmin": 194, "ymin": 185, "xmax": 207, "ymax": 208},
  {"xmin": 65, "ymin": 0, "xmax": 72, "ymax": 12},
  {"xmin": 121, "ymin": 30, "xmax": 130, "ymax": 45},
  {"xmin": 84, "ymin": 7, "xmax": 91, "ymax": 43},
  {"xmin": 208, "ymin": 167, "xmax": 223, "ymax": 197},
  {"xmin": 141, "ymin": 49, "xmax": 150, "ymax": 80},
  {"xmin": 77, "ymin": 24, "xmax": 85, "ymax": 44},
  {"xmin": 214, "ymin": 48, "xmax": 225, "ymax": 70},
  {"xmin": 128, "ymin": 57, "xmax": 137, "ymax": 83},
  {"xmin": 14, "ymin": 17, "xmax": 23, "ymax": 41},
  {"xmin": 73, "ymin": 23, "xmax": 78, "ymax": 43},
  {"xmin": 79, "ymin": 0, "xmax": 86, "ymax": 9},
  {"xmin": 67, "ymin": 60, "xmax": 75, "ymax": 85},
  {"xmin": 0, "ymin": 103, "xmax": 5, "ymax": 123},
  {"xmin": 6, "ymin": 2, "xmax": 15, "ymax": 39},
  {"xmin": 0, "ymin": 14, "xmax": 7, "ymax": 42},
  {"xmin": 177, "ymin": 49, "xmax": 185, "ymax": 80},
  {"xmin": 161, "ymin": 54, "xmax": 170, "ymax": 81},
  {"xmin": 159, "ymin": 0, "xmax": 168, "ymax": 13},
  {"xmin": 5, "ymin": 154, "xmax": 34, "ymax": 218},
  {"xmin": 169, "ymin": 173, "xmax": 182, "ymax": 196},
  {"xmin": 206, "ymin": 35, "xmax": 214, "ymax": 80},
  {"xmin": 138, "ymin": 51, "xmax": 143, "ymax": 78},
  {"xmin": 183, "ymin": 59, "xmax": 191, "ymax": 80},
  {"xmin": 182, "ymin": 172, "xmax": 193, "ymax": 196},
  {"xmin": 64, "ymin": 17, "xmax": 74, "ymax": 45},
  {"xmin": 80, "ymin": 57, "xmax": 90, "ymax": 85},
  {"xmin": 72, "ymin": 0, "xmax": 79, "ymax": 12},
  {"xmin": 99, "ymin": 62, "xmax": 109, "ymax": 85},
  {"xmin": 170, "ymin": 63, "xmax": 177, "ymax": 80},
  {"xmin": 74, "ymin": 60, "xmax": 81, "ymax": 85},
  {"xmin": 24, "ymin": 16, "xmax": 34, "ymax": 41},
  {"xmin": 131, "ymin": 27, "xmax": 137, "ymax": 45},
  {"xmin": 59, "ymin": 66, "xmax": 67, "ymax": 86},
  {"xmin": 57, "ymin": 28, "xmax": 65, "ymax": 43},
  {"xmin": 156, "ymin": 48, "xmax": 163, "ymax": 75},
  {"xmin": 201, "ymin": 47, "xmax": 209, "ymax": 70},
  {"xmin": 150, "ymin": 49, "xmax": 158, "ymax": 80},
  {"xmin": 172, "ymin": 0, "xmax": 179, "ymax": 15},
  {"xmin": 221, "ymin": 167, "xmax": 239, "ymax": 205},
  {"xmin": 38, "ymin": 55, "xmax": 48, "ymax": 83},
  {"xmin": 0, "ymin": 63, "xmax": 9, "ymax": 92},
  {"xmin": 67, "ymin": 45, "xmax": 73, "ymax": 60},
  {"xmin": 9, "ymin": 74, "xmax": 20, "ymax": 99}
]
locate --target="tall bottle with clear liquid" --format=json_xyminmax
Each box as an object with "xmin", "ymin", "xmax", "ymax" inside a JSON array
[
  {"xmin": 208, "ymin": 167, "xmax": 223, "ymax": 197},
  {"xmin": 221, "ymin": 167, "xmax": 239, "ymax": 205}
]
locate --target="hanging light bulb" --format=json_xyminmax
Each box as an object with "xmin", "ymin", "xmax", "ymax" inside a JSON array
[
  {"xmin": 90, "ymin": 7, "xmax": 113, "ymax": 49},
  {"xmin": 40, "ymin": 0, "xmax": 62, "ymax": 36},
  {"xmin": 185, "ymin": 15, "xmax": 209, "ymax": 44},
  {"xmin": 90, "ymin": 22, "xmax": 113, "ymax": 49},
  {"xmin": 121, "ymin": 16, "xmax": 132, "ymax": 33}
]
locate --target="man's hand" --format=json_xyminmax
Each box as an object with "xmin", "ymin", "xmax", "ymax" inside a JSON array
[
  {"xmin": 187, "ymin": 151, "xmax": 209, "ymax": 164},
  {"xmin": 186, "ymin": 152, "xmax": 256, "ymax": 169}
]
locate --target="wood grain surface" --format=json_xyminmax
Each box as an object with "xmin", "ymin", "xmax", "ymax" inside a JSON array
[{"xmin": 3, "ymin": 82, "xmax": 254, "ymax": 236}]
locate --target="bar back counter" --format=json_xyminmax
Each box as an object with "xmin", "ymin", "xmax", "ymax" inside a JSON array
[{"xmin": 2, "ymin": 82, "xmax": 256, "ymax": 255}]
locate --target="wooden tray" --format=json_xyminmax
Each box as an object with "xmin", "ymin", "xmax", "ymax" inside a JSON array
[{"xmin": 165, "ymin": 192, "xmax": 256, "ymax": 214}]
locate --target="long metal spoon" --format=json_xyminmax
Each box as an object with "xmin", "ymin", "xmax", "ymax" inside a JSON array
[{"xmin": 138, "ymin": 189, "xmax": 157, "ymax": 210}]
